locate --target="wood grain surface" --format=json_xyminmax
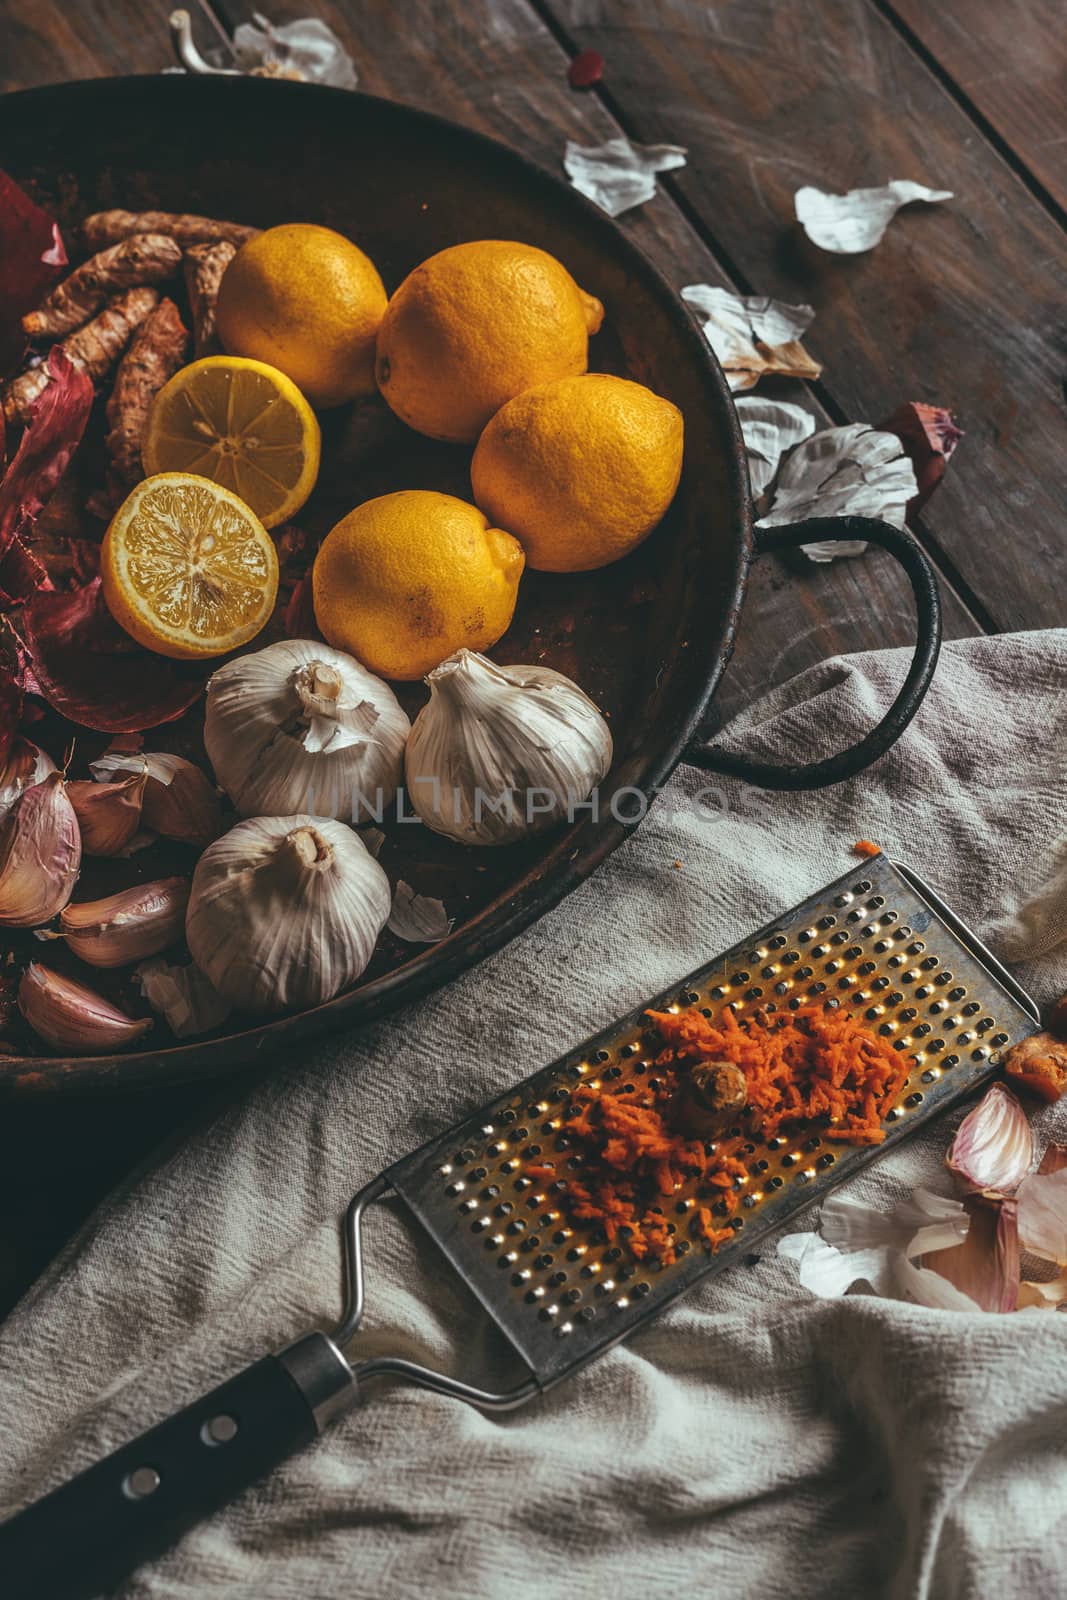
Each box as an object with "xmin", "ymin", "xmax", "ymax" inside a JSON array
[
  {"xmin": 0, "ymin": 0, "xmax": 227, "ymax": 89},
  {"xmin": 0, "ymin": 0, "xmax": 1062, "ymax": 1319},
  {"xmin": 886, "ymin": 0, "xmax": 1067, "ymax": 217},
  {"xmin": 538, "ymin": 0, "xmax": 1067, "ymax": 634}
]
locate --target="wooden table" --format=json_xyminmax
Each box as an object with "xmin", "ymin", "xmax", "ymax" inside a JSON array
[{"xmin": 1, "ymin": 0, "xmax": 1064, "ymax": 1317}]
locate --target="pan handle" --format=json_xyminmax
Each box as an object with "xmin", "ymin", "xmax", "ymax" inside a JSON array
[
  {"xmin": 0, "ymin": 1333, "xmax": 355, "ymax": 1600},
  {"xmin": 685, "ymin": 516, "xmax": 942, "ymax": 791}
]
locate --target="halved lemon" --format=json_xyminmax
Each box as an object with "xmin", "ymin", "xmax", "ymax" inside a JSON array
[
  {"xmin": 142, "ymin": 356, "xmax": 320, "ymax": 529},
  {"xmin": 102, "ymin": 473, "xmax": 279, "ymax": 660}
]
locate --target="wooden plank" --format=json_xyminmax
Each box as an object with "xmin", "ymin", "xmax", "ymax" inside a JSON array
[
  {"xmin": 0, "ymin": 0, "xmax": 229, "ymax": 90},
  {"xmin": 537, "ymin": 0, "xmax": 1067, "ymax": 636},
  {"xmin": 885, "ymin": 0, "xmax": 1067, "ymax": 216},
  {"xmin": 214, "ymin": 0, "xmax": 981, "ymax": 722}
]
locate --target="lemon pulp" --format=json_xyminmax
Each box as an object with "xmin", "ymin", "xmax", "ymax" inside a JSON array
[
  {"xmin": 102, "ymin": 472, "xmax": 279, "ymax": 660},
  {"xmin": 143, "ymin": 356, "xmax": 320, "ymax": 529}
]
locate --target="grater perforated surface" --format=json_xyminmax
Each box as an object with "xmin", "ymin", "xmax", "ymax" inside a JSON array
[{"xmin": 387, "ymin": 857, "xmax": 1039, "ymax": 1389}]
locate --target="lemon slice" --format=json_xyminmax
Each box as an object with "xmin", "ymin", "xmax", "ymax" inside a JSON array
[
  {"xmin": 142, "ymin": 356, "xmax": 321, "ymax": 529},
  {"xmin": 102, "ymin": 473, "xmax": 279, "ymax": 660}
]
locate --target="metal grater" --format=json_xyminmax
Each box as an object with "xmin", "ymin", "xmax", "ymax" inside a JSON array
[
  {"xmin": 0, "ymin": 856, "xmax": 1044, "ymax": 1598},
  {"xmin": 340, "ymin": 853, "xmax": 1041, "ymax": 1400}
]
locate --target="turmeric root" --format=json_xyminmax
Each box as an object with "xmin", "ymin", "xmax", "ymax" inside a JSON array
[
  {"xmin": 104, "ymin": 297, "xmax": 189, "ymax": 490},
  {"xmin": 82, "ymin": 209, "xmax": 259, "ymax": 251},
  {"xmin": 2, "ymin": 287, "xmax": 160, "ymax": 426},
  {"xmin": 21, "ymin": 234, "xmax": 182, "ymax": 340},
  {"xmin": 182, "ymin": 241, "xmax": 236, "ymax": 357},
  {"xmin": 1004, "ymin": 1032, "xmax": 1067, "ymax": 1104}
]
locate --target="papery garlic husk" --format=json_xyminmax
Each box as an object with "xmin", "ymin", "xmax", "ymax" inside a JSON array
[
  {"xmin": 67, "ymin": 770, "xmax": 147, "ymax": 856},
  {"xmin": 0, "ymin": 771, "xmax": 81, "ymax": 927},
  {"xmin": 387, "ymin": 880, "xmax": 452, "ymax": 943},
  {"xmin": 0, "ymin": 739, "xmax": 56, "ymax": 820},
  {"xmin": 186, "ymin": 814, "xmax": 391, "ymax": 1014},
  {"xmin": 404, "ymin": 649, "xmax": 613, "ymax": 846},
  {"xmin": 203, "ymin": 640, "xmax": 411, "ymax": 824},
  {"xmin": 137, "ymin": 955, "xmax": 231, "ymax": 1039},
  {"xmin": 1017, "ymin": 1166, "xmax": 1067, "ymax": 1265},
  {"xmin": 90, "ymin": 751, "xmax": 221, "ymax": 848},
  {"xmin": 59, "ymin": 878, "xmax": 190, "ymax": 968},
  {"xmin": 18, "ymin": 962, "xmax": 153, "ymax": 1054}
]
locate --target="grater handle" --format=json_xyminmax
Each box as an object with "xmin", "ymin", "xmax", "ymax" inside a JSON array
[
  {"xmin": 0, "ymin": 1332, "xmax": 355, "ymax": 1600},
  {"xmin": 687, "ymin": 517, "xmax": 942, "ymax": 791}
]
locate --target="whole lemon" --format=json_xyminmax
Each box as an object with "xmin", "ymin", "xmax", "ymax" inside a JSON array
[
  {"xmin": 216, "ymin": 223, "xmax": 387, "ymax": 408},
  {"xmin": 471, "ymin": 374, "xmax": 684, "ymax": 572},
  {"xmin": 374, "ymin": 241, "xmax": 604, "ymax": 443},
  {"xmin": 313, "ymin": 490, "xmax": 525, "ymax": 681}
]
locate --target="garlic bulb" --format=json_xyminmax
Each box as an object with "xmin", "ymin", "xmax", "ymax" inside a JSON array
[
  {"xmin": 203, "ymin": 640, "xmax": 411, "ymax": 824},
  {"xmin": 0, "ymin": 772, "xmax": 81, "ymax": 927},
  {"xmin": 90, "ymin": 751, "xmax": 221, "ymax": 848},
  {"xmin": 0, "ymin": 739, "xmax": 55, "ymax": 820},
  {"xmin": 404, "ymin": 649, "xmax": 613, "ymax": 846},
  {"xmin": 67, "ymin": 770, "xmax": 147, "ymax": 856},
  {"xmin": 19, "ymin": 963, "xmax": 153, "ymax": 1054},
  {"xmin": 58, "ymin": 878, "xmax": 190, "ymax": 968},
  {"xmin": 186, "ymin": 814, "xmax": 391, "ymax": 1014}
]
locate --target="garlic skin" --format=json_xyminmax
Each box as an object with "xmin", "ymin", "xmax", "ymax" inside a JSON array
[
  {"xmin": 90, "ymin": 751, "xmax": 221, "ymax": 848},
  {"xmin": 59, "ymin": 878, "xmax": 190, "ymax": 968},
  {"xmin": 0, "ymin": 739, "xmax": 56, "ymax": 820},
  {"xmin": 0, "ymin": 772, "xmax": 82, "ymax": 927},
  {"xmin": 186, "ymin": 814, "xmax": 391, "ymax": 1014},
  {"xmin": 67, "ymin": 770, "xmax": 147, "ymax": 856},
  {"xmin": 203, "ymin": 639, "xmax": 411, "ymax": 824},
  {"xmin": 19, "ymin": 962, "xmax": 153, "ymax": 1054},
  {"xmin": 404, "ymin": 649, "xmax": 613, "ymax": 846},
  {"xmin": 137, "ymin": 955, "xmax": 231, "ymax": 1039}
]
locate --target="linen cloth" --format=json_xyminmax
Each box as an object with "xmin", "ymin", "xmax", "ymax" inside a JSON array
[{"xmin": 2, "ymin": 630, "xmax": 1067, "ymax": 1600}]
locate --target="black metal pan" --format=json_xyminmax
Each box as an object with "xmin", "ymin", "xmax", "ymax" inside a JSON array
[{"xmin": 0, "ymin": 76, "xmax": 940, "ymax": 1094}]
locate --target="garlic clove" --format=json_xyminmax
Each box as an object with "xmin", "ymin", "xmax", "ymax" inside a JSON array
[
  {"xmin": 404, "ymin": 648, "xmax": 613, "ymax": 846},
  {"xmin": 90, "ymin": 752, "xmax": 221, "ymax": 848},
  {"xmin": 186, "ymin": 813, "xmax": 391, "ymax": 1014},
  {"xmin": 0, "ymin": 771, "xmax": 82, "ymax": 927},
  {"xmin": 203, "ymin": 639, "xmax": 411, "ymax": 823},
  {"xmin": 59, "ymin": 877, "xmax": 190, "ymax": 968},
  {"xmin": 0, "ymin": 739, "xmax": 56, "ymax": 821},
  {"xmin": 140, "ymin": 756, "xmax": 221, "ymax": 847},
  {"xmin": 946, "ymin": 1083, "xmax": 1035, "ymax": 1196},
  {"xmin": 67, "ymin": 770, "xmax": 147, "ymax": 856},
  {"xmin": 18, "ymin": 962, "xmax": 153, "ymax": 1054}
]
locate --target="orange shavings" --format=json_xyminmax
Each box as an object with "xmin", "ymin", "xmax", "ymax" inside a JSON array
[{"xmin": 531, "ymin": 1004, "xmax": 912, "ymax": 1268}]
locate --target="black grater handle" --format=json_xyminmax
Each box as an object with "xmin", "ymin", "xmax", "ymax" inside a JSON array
[
  {"xmin": 0, "ymin": 1333, "xmax": 355, "ymax": 1600},
  {"xmin": 687, "ymin": 516, "xmax": 942, "ymax": 790}
]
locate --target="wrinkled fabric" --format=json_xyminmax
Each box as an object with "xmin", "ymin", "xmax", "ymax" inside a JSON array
[{"xmin": 2, "ymin": 630, "xmax": 1066, "ymax": 1599}]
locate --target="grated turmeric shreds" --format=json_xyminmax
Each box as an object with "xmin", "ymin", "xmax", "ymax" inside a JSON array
[{"xmin": 528, "ymin": 1004, "xmax": 912, "ymax": 1268}]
